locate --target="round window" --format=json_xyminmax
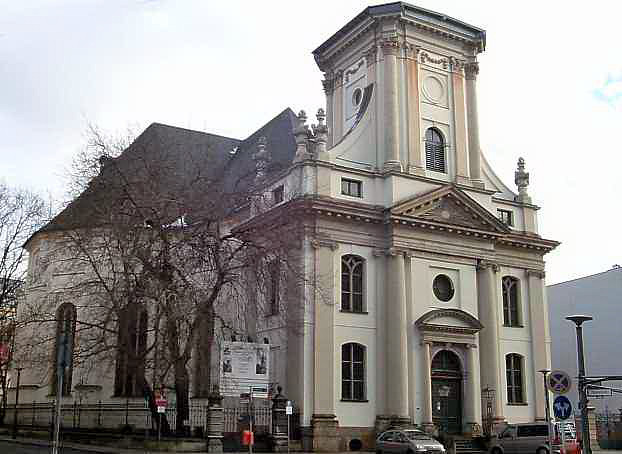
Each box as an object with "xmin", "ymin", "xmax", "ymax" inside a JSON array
[
  {"xmin": 352, "ymin": 88, "xmax": 363, "ymax": 107},
  {"xmin": 433, "ymin": 274, "xmax": 454, "ymax": 302}
]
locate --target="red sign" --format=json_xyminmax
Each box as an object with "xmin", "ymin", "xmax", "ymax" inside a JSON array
[
  {"xmin": 154, "ymin": 389, "xmax": 167, "ymax": 408},
  {"xmin": 0, "ymin": 344, "xmax": 9, "ymax": 363}
]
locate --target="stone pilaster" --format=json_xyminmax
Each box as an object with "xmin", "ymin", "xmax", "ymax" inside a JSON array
[
  {"xmin": 382, "ymin": 40, "xmax": 402, "ymax": 172},
  {"xmin": 322, "ymin": 74, "xmax": 335, "ymax": 149},
  {"xmin": 422, "ymin": 341, "xmax": 434, "ymax": 431},
  {"xmin": 451, "ymin": 59, "xmax": 469, "ymax": 185},
  {"xmin": 465, "ymin": 343, "xmax": 482, "ymax": 436},
  {"xmin": 476, "ymin": 261, "xmax": 505, "ymax": 422},
  {"xmin": 386, "ymin": 248, "xmax": 409, "ymax": 419},
  {"xmin": 464, "ymin": 62, "xmax": 484, "ymax": 188},
  {"xmin": 333, "ymin": 71, "xmax": 344, "ymax": 144},
  {"xmin": 311, "ymin": 238, "xmax": 339, "ymax": 451},
  {"xmin": 527, "ymin": 270, "xmax": 551, "ymax": 421},
  {"xmin": 406, "ymin": 45, "xmax": 424, "ymax": 175}
]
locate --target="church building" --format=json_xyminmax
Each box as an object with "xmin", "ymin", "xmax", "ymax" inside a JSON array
[{"xmin": 15, "ymin": 2, "xmax": 559, "ymax": 452}]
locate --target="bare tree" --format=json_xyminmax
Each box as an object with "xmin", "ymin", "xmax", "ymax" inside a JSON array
[
  {"xmin": 0, "ymin": 182, "xmax": 48, "ymax": 423},
  {"xmin": 19, "ymin": 122, "xmax": 308, "ymax": 435}
]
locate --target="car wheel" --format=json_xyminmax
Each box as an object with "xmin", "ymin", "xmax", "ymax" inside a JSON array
[{"xmin": 537, "ymin": 448, "xmax": 549, "ymax": 454}]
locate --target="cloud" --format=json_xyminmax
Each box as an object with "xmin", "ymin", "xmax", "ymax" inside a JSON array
[{"xmin": 593, "ymin": 74, "xmax": 622, "ymax": 108}]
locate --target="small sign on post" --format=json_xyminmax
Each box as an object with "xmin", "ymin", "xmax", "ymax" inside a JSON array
[
  {"xmin": 286, "ymin": 400, "xmax": 292, "ymax": 454},
  {"xmin": 553, "ymin": 395, "xmax": 573, "ymax": 420},
  {"xmin": 547, "ymin": 370, "xmax": 572, "ymax": 395}
]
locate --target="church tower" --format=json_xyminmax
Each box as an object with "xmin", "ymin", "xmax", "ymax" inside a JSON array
[{"xmin": 314, "ymin": 2, "xmax": 485, "ymax": 186}]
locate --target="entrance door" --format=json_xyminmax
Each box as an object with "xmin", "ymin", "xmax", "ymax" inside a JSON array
[{"xmin": 431, "ymin": 350, "xmax": 462, "ymax": 434}]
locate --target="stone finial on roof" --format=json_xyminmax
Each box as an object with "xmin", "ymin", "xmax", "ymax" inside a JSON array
[
  {"xmin": 514, "ymin": 157, "xmax": 531, "ymax": 203},
  {"xmin": 253, "ymin": 136, "xmax": 269, "ymax": 180},
  {"xmin": 293, "ymin": 110, "xmax": 311, "ymax": 162},
  {"xmin": 313, "ymin": 108, "xmax": 329, "ymax": 158}
]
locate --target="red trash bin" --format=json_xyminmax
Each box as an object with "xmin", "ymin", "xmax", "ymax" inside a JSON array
[{"xmin": 242, "ymin": 430, "xmax": 254, "ymax": 446}]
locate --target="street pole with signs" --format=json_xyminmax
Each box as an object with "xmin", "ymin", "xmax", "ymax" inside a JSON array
[
  {"xmin": 539, "ymin": 369, "xmax": 553, "ymax": 452},
  {"xmin": 52, "ymin": 330, "xmax": 71, "ymax": 454},
  {"xmin": 566, "ymin": 315, "xmax": 593, "ymax": 454},
  {"xmin": 286, "ymin": 400, "xmax": 293, "ymax": 454}
]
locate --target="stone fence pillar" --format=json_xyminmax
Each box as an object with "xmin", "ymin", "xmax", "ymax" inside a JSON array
[
  {"xmin": 271, "ymin": 386, "xmax": 289, "ymax": 452},
  {"xmin": 207, "ymin": 387, "xmax": 224, "ymax": 453}
]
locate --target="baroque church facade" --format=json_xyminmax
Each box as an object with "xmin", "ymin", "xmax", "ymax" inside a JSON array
[{"xmin": 14, "ymin": 2, "xmax": 558, "ymax": 452}]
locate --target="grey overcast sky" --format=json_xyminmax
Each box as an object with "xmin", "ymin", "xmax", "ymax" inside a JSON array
[{"xmin": 1, "ymin": 0, "xmax": 620, "ymax": 285}]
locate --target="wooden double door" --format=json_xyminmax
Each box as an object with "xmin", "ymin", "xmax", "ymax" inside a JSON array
[{"xmin": 431, "ymin": 350, "xmax": 463, "ymax": 434}]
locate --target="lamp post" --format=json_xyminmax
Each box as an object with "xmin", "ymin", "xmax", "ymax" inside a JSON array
[
  {"xmin": 566, "ymin": 315, "xmax": 593, "ymax": 454},
  {"xmin": 539, "ymin": 369, "xmax": 553, "ymax": 452},
  {"xmin": 12, "ymin": 367, "xmax": 22, "ymax": 439}
]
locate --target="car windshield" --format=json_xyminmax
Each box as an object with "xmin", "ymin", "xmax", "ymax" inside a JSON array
[{"xmin": 405, "ymin": 431, "xmax": 431, "ymax": 440}]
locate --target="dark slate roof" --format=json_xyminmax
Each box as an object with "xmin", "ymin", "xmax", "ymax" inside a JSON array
[{"xmin": 37, "ymin": 108, "xmax": 297, "ymax": 236}]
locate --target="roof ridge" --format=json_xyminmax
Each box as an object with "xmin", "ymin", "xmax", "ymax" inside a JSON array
[
  {"xmin": 548, "ymin": 266, "xmax": 622, "ymax": 287},
  {"xmin": 149, "ymin": 122, "xmax": 242, "ymax": 142}
]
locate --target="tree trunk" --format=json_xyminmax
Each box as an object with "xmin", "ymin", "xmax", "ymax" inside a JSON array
[{"xmin": 174, "ymin": 360, "xmax": 190, "ymax": 436}]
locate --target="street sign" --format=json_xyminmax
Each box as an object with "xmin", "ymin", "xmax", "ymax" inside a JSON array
[
  {"xmin": 157, "ymin": 406, "xmax": 165, "ymax": 413},
  {"xmin": 587, "ymin": 386, "xmax": 612, "ymax": 398},
  {"xmin": 553, "ymin": 395, "xmax": 573, "ymax": 420},
  {"xmin": 155, "ymin": 389, "xmax": 167, "ymax": 409},
  {"xmin": 286, "ymin": 400, "xmax": 293, "ymax": 415},
  {"xmin": 547, "ymin": 370, "xmax": 572, "ymax": 394}
]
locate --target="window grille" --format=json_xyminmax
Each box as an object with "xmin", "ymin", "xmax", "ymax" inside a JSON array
[
  {"xmin": 342, "ymin": 343, "xmax": 365, "ymax": 400},
  {"xmin": 506, "ymin": 353, "xmax": 525, "ymax": 404},
  {"xmin": 341, "ymin": 255, "xmax": 364, "ymax": 313}
]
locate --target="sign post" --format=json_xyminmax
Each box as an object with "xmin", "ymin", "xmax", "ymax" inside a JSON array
[
  {"xmin": 547, "ymin": 370, "xmax": 572, "ymax": 395},
  {"xmin": 155, "ymin": 388, "xmax": 167, "ymax": 442},
  {"xmin": 286, "ymin": 400, "xmax": 293, "ymax": 454}
]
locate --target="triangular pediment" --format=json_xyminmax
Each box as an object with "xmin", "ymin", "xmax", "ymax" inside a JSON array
[{"xmin": 389, "ymin": 185, "xmax": 510, "ymax": 234}]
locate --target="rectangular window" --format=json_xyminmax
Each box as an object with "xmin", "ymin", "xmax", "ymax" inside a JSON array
[
  {"xmin": 268, "ymin": 260, "xmax": 280, "ymax": 316},
  {"xmin": 341, "ymin": 178, "xmax": 362, "ymax": 198},
  {"xmin": 272, "ymin": 185, "xmax": 284, "ymax": 204},
  {"xmin": 506, "ymin": 354, "xmax": 525, "ymax": 404},
  {"xmin": 498, "ymin": 209, "xmax": 514, "ymax": 226}
]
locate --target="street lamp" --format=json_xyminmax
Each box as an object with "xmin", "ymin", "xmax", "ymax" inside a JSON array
[
  {"xmin": 538, "ymin": 369, "xmax": 553, "ymax": 452},
  {"xmin": 566, "ymin": 315, "xmax": 593, "ymax": 454}
]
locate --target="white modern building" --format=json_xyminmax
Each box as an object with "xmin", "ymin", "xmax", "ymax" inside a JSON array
[{"xmin": 14, "ymin": 2, "xmax": 560, "ymax": 451}]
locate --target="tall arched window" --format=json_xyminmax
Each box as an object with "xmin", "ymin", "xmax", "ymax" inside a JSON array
[
  {"xmin": 53, "ymin": 303, "xmax": 76, "ymax": 396},
  {"xmin": 341, "ymin": 255, "xmax": 364, "ymax": 313},
  {"xmin": 114, "ymin": 304, "xmax": 148, "ymax": 397},
  {"xmin": 342, "ymin": 343, "xmax": 365, "ymax": 401},
  {"xmin": 425, "ymin": 128, "xmax": 446, "ymax": 173},
  {"xmin": 502, "ymin": 276, "xmax": 520, "ymax": 327},
  {"xmin": 506, "ymin": 353, "xmax": 525, "ymax": 404}
]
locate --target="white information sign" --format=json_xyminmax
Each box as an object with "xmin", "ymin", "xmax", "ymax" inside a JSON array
[
  {"xmin": 286, "ymin": 400, "xmax": 293, "ymax": 415},
  {"xmin": 157, "ymin": 406, "xmax": 165, "ymax": 413},
  {"xmin": 220, "ymin": 341, "xmax": 270, "ymax": 397}
]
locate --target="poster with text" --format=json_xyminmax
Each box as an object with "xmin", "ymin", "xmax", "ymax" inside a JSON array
[{"xmin": 220, "ymin": 341, "xmax": 270, "ymax": 397}]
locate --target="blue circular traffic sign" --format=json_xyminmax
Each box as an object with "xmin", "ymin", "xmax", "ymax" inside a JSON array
[{"xmin": 553, "ymin": 395, "xmax": 573, "ymax": 420}]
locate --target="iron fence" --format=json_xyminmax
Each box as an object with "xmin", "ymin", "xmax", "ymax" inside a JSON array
[{"xmin": 3, "ymin": 401, "xmax": 301, "ymax": 439}]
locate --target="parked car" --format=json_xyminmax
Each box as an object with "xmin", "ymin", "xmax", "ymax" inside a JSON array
[
  {"xmin": 377, "ymin": 429, "xmax": 446, "ymax": 454},
  {"xmin": 489, "ymin": 422, "xmax": 580, "ymax": 454}
]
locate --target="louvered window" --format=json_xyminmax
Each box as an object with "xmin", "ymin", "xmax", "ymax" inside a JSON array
[{"xmin": 425, "ymin": 128, "xmax": 446, "ymax": 173}]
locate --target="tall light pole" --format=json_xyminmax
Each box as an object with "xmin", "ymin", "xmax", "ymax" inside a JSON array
[
  {"xmin": 539, "ymin": 369, "xmax": 553, "ymax": 452},
  {"xmin": 566, "ymin": 315, "xmax": 593, "ymax": 454}
]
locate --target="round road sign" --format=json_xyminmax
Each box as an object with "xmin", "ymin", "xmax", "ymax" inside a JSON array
[
  {"xmin": 547, "ymin": 370, "xmax": 572, "ymax": 394},
  {"xmin": 553, "ymin": 395, "xmax": 573, "ymax": 420}
]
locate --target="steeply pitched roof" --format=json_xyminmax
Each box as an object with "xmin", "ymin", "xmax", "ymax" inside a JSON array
[{"xmin": 36, "ymin": 108, "xmax": 297, "ymax": 237}]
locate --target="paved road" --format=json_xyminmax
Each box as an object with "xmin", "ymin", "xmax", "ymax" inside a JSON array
[{"xmin": 0, "ymin": 440, "xmax": 97, "ymax": 454}]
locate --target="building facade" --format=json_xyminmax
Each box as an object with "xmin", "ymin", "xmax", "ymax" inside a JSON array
[{"xmin": 14, "ymin": 2, "xmax": 559, "ymax": 452}]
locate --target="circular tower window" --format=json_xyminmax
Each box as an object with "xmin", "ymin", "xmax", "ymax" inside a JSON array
[{"xmin": 433, "ymin": 274, "xmax": 454, "ymax": 302}]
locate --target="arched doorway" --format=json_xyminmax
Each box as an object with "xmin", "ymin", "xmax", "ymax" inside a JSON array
[{"xmin": 431, "ymin": 350, "xmax": 462, "ymax": 434}]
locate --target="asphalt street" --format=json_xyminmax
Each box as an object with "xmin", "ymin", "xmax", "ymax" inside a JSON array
[{"xmin": 0, "ymin": 440, "xmax": 94, "ymax": 453}]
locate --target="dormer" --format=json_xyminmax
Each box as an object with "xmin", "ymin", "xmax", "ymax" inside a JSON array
[{"xmin": 313, "ymin": 2, "xmax": 486, "ymax": 188}]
